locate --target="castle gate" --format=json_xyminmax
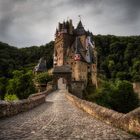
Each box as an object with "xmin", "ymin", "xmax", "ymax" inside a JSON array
[{"xmin": 53, "ymin": 65, "xmax": 72, "ymax": 91}]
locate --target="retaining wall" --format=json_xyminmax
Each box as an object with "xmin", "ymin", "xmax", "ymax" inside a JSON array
[{"xmin": 66, "ymin": 93, "xmax": 140, "ymax": 136}]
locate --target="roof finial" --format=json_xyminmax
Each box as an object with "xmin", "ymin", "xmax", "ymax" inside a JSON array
[{"xmin": 78, "ymin": 15, "xmax": 82, "ymax": 21}]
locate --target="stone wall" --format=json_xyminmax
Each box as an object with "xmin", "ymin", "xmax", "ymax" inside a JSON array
[
  {"xmin": 133, "ymin": 82, "xmax": 140, "ymax": 99},
  {"xmin": 66, "ymin": 93, "xmax": 140, "ymax": 136},
  {"xmin": 0, "ymin": 85, "xmax": 54, "ymax": 118},
  {"xmin": 70, "ymin": 81, "xmax": 85, "ymax": 98}
]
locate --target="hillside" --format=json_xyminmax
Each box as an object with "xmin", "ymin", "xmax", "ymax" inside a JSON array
[
  {"xmin": 0, "ymin": 35, "xmax": 140, "ymax": 100},
  {"xmin": 0, "ymin": 41, "xmax": 54, "ymax": 78},
  {"xmin": 0, "ymin": 35, "xmax": 140, "ymax": 81},
  {"xmin": 94, "ymin": 35, "xmax": 140, "ymax": 82}
]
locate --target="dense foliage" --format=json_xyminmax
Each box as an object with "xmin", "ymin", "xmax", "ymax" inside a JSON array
[
  {"xmin": 94, "ymin": 35, "xmax": 140, "ymax": 82},
  {"xmin": 0, "ymin": 41, "xmax": 54, "ymax": 100},
  {"xmin": 0, "ymin": 41, "xmax": 54, "ymax": 78},
  {"xmin": 6, "ymin": 70, "xmax": 36, "ymax": 99},
  {"xmin": 0, "ymin": 35, "xmax": 140, "ymax": 105},
  {"xmin": 85, "ymin": 80, "xmax": 139, "ymax": 113},
  {"xmin": 34, "ymin": 72, "xmax": 53, "ymax": 84}
]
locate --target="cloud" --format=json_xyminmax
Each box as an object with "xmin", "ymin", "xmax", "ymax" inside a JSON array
[{"xmin": 0, "ymin": 0, "xmax": 140, "ymax": 47}]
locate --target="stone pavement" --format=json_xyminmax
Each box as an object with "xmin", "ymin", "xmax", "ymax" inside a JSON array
[{"xmin": 0, "ymin": 89, "xmax": 139, "ymax": 140}]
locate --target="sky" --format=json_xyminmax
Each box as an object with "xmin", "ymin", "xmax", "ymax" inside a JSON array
[{"xmin": 0, "ymin": 0, "xmax": 140, "ymax": 47}]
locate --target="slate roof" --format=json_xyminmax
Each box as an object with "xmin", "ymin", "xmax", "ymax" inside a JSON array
[
  {"xmin": 53, "ymin": 65, "xmax": 72, "ymax": 73},
  {"xmin": 34, "ymin": 57, "xmax": 47, "ymax": 72},
  {"xmin": 71, "ymin": 37, "xmax": 95, "ymax": 63},
  {"xmin": 75, "ymin": 20, "xmax": 86, "ymax": 36}
]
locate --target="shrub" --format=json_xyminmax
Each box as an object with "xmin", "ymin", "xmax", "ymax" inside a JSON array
[{"xmin": 4, "ymin": 94, "xmax": 19, "ymax": 101}]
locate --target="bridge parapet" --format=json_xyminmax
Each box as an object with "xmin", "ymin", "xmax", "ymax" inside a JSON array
[
  {"xmin": 66, "ymin": 92, "xmax": 140, "ymax": 136},
  {"xmin": 0, "ymin": 84, "xmax": 54, "ymax": 118}
]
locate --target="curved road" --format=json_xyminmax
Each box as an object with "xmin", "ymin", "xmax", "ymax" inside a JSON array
[{"xmin": 0, "ymin": 89, "xmax": 138, "ymax": 140}]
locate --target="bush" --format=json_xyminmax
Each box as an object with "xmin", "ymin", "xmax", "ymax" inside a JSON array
[
  {"xmin": 87, "ymin": 80, "xmax": 139, "ymax": 113},
  {"xmin": 34, "ymin": 72, "xmax": 52, "ymax": 84},
  {"xmin": 4, "ymin": 94, "xmax": 19, "ymax": 101}
]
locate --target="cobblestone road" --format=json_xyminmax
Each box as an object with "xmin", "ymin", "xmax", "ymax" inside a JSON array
[{"xmin": 0, "ymin": 89, "xmax": 139, "ymax": 140}]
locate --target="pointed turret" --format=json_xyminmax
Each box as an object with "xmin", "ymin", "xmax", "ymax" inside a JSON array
[
  {"xmin": 55, "ymin": 28, "xmax": 58, "ymax": 37},
  {"xmin": 77, "ymin": 20, "xmax": 83, "ymax": 29},
  {"xmin": 75, "ymin": 20, "xmax": 86, "ymax": 36}
]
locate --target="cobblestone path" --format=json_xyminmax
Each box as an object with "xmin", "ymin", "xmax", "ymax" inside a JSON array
[{"xmin": 0, "ymin": 89, "xmax": 139, "ymax": 140}]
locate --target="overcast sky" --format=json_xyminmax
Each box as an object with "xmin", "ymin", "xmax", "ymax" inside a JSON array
[{"xmin": 0, "ymin": 0, "xmax": 140, "ymax": 47}]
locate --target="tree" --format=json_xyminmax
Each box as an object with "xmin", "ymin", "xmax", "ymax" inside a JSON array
[
  {"xmin": 116, "ymin": 72, "xmax": 131, "ymax": 80},
  {"xmin": 112, "ymin": 80, "xmax": 139, "ymax": 113},
  {"xmin": 131, "ymin": 60, "xmax": 140, "ymax": 82},
  {"xmin": 6, "ymin": 70, "xmax": 36, "ymax": 99},
  {"xmin": 89, "ymin": 80, "xmax": 139, "ymax": 113},
  {"xmin": 34, "ymin": 72, "xmax": 52, "ymax": 84},
  {"xmin": 0, "ymin": 77, "xmax": 7, "ymax": 99}
]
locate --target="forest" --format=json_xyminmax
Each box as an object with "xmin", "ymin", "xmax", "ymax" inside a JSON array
[
  {"xmin": 0, "ymin": 41, "xmax": 54, "ymax": 100},
  {"xmin": 94, "ymin": 35, "xmax": 140, "ymax": 82},
  {"xmin": 0, "ymin": 35, "xmax": 140, "ymax": 112},
  {"xmin": 1, "ymin": 35, "xmax": 140, "ymax": 82}
]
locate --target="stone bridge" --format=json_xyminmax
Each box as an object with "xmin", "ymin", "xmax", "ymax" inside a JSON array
[{"xmin": 0, "ymin": 79, "xmax": 139, "ymax": 139}]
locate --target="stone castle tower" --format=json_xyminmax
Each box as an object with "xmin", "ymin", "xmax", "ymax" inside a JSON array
[{"xmin": 53, "ymin": 19, "xmax": 97, "ymax": 88}]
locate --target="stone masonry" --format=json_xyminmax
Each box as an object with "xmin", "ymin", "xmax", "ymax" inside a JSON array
[{"xmin": 0, "ymin": 89, "xmax": 139, "ymax": 140}]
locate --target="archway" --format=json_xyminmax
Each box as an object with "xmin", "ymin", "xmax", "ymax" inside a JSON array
[
  {"xmin": 58, "ymin": 78, "xmax": 66, "ymax": 90},
  {"xmin": 53, "ymin": 65, "xmax": 72, "ymax": 92}
]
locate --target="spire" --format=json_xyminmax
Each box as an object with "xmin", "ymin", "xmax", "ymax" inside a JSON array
[
  {"xmin": 55, "ymin": 28, "xmax": 58, "ymax": 35},
  {"xmin": 77, "ymin": 20, "xmax": 84, "ymax": 29},
  {"xmin": 76, "ymin": 20, "xmax": 85, "ymax": 35}
]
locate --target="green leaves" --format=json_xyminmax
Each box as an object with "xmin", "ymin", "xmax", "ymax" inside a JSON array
[
  {"xmin": 4, "ymin": 94, "xmax": 19, "ymax": 101},
  {"xmin": 0, "ymin": 41, "xmax": 54, "ymax": 99},
  {"xmin": 85, "ymin": 80, "xmax": 139, "ymax": 113},
  {"xmin": 95, "ymin": 35, "xmax": 140, "ymax": 81},
  {"xmin": 112, "ymin": 80, "xmax": 139, "ymax": 113},
  {"xmin": 6, "ymin": 70, "xmax": 35, "ymax": 99},
  {"xmin": 34, "ymin": 72, "xmax": 52, "ymax": 84},
  {"xmin": 0, "ymin": 41, "xmax": 54, "ymax": 78},
  {"xmin": 0, "ymin": 77, "xmax": 7, "ymax": 99}
]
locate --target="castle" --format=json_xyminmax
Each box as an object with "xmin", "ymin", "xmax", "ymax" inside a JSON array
[{"xmin": 53, "ymin": 19, "xmax": 97, "ymax": 90}]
